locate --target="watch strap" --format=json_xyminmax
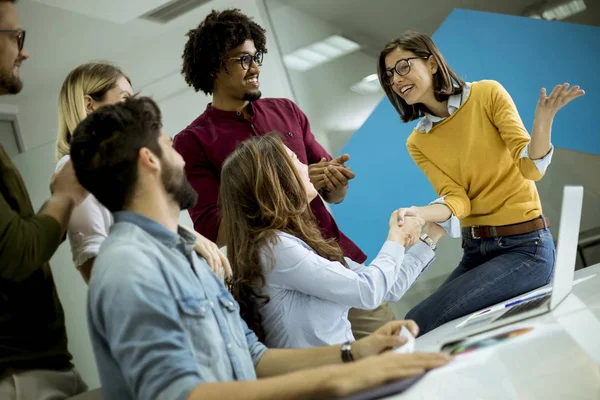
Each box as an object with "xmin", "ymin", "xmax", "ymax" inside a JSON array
[{"xmin": 341, "ymin": 341, "xmax": 354, "ymax": 363}]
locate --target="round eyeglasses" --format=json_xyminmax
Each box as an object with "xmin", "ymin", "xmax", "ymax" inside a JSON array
[
  {"xmin": 228, "ymin": 51, "xmax": 264, "ymax": 70},
  {"xmin": 0, "ymin": 29, "xmax": 26, "ymax": 51},
  {"xmin": 384, "ymin": 55, "xmax": 430, "ymax": 85}
]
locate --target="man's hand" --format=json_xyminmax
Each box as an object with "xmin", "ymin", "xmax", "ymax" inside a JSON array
[
  {"xmin": 322, "ymin": 164, "xmax": 355, "ymax": 192},
  {"xmin": 182, "ymin": 225, "xmax": 232, "ymax": 278},
  {"xmin": 50, "ymin": 159, "xmax": 88, "ymax": 206},
  {"xmin": 308, "ymin": 155, "xmax": 355, "ymax": 192},
  {"xmin": 353, "ymin": 320, "xmax": 419, "ymax": 360},
  {"xmin": 326, "ymin": 351, "xmax": 450, "ymax": 397}
]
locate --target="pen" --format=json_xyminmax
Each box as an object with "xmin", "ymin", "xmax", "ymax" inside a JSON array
[{"xmin": 504, "ymin": 291, "xmax": 550, "ymax": 308}]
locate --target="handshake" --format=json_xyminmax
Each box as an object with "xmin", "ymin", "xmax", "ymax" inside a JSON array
[{"xmin": 387, "ymin": 207, "xmax": 446, "ymax": 248}]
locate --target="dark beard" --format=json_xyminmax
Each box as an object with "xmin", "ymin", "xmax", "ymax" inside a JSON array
[
  {"xmin": 0, "ymin": 70, "xmax": 23, "ymax": 94},
  {"xmin": 243, "ymin": 90, "xmax": 262, "ymax": 102},
  {"xmin": 161, "ymin": 162, "xmax": 198, "ymax": 210}
]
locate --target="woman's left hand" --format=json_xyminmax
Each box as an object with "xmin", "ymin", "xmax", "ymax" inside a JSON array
[
  {"xmin": 182, "ymin": 225, "xmax": 232, "ymax": 278},
  {"xmin": 535, "ymin": 83, "xmax": 584, "ymax": 117}
]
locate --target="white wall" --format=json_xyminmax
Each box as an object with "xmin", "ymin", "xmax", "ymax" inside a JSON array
[
  {"xmin": 266, "ymin": 1, "xmax": 383, "ymax": 154},
  {"xmin": 15, "ymin": 0, "xmax": 294, "ymax": 152},
  {"xmin": 9, "ymin": 0, "xmax": 293, "ymax": 389}
]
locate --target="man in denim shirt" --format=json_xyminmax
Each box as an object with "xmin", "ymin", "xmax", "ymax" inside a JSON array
[{"xmin": 70, "ymin": 97, "xmax": 449, "ymax": 400}]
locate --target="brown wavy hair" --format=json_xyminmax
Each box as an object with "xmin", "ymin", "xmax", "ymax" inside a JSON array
[
  {"xmin": 220, "ymin": 134, "xmax": 346, "ymax": 340},
  {"xmin": 378, "ymin": 31, "xmax": 464, "ymax": 123}
]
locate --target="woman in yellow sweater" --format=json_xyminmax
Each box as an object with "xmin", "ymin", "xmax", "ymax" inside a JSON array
[{"xmin": 377, "ymin": 31, "xmax": 584, "ymax": 335}]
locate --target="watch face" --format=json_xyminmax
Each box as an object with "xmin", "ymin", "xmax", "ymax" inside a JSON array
[{"xmin": 420, "ymin": 234, "xmax": 436, "ymax": 250}]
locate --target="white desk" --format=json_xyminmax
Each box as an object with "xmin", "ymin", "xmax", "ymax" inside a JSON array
[{"xmin": 387, "ymin": 263, "xmax": 600, "ymax": 399}]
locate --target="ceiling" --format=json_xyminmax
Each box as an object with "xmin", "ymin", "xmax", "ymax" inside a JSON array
[
  {"xmin": 10, "ymin": 0, "xmax": 599, "ymax": 104},
  {"xmin": 31, "ymin": 0, "xmax": 172, "ymax": 23},
  {"xmin": 271, "ymin": 0, "xmax": 599, "ymax": 55},
  {"xmin": 9, "ymin": 0, "xmax": 219, "ymax": 106}
]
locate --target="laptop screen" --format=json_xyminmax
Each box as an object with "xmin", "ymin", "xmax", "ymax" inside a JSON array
[{"xmin": 550, "ymin": 185, "xmax": 584, "ymax": 309}]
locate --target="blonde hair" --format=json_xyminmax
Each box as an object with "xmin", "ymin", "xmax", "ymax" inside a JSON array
[{"xmin": 56, "ymin": 62, "xmax": 130, "ymax": 160}]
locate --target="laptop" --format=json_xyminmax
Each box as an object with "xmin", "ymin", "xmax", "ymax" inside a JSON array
[{"xmin": 444, "ymin": 185, "xmax": 584, "ymax": 343}]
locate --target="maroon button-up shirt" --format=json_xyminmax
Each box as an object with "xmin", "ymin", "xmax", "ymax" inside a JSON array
[{"xmin": 173, "ymin": 97, "xmax": 366, "ymax": 263}]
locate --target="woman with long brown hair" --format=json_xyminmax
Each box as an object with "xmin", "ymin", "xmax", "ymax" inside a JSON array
[{"xmin": 220, "ymin": 134, "xmax": 445, "ymax": 348}]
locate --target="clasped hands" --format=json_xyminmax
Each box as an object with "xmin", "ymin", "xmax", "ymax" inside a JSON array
[
  {"xmin": 308, "ymin": 154, "xmax": 355, "ymax": 192},
  {"xmin": 389, "ymin": 206, "xmax": 446, "ymax": 248}
]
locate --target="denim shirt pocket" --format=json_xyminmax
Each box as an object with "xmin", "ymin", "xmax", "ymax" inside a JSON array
[
  {"xmin": 176, "ymin": 296, "xmax": 218, "ymax": 367},
  {"xmin": 217, "ymin": 291, "xmax": 248, "ymax": 348}
]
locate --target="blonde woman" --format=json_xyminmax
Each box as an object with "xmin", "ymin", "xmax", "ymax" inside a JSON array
[{"xmin": 55, "ymin": 62, "xmax": 230, "ymax": 283}]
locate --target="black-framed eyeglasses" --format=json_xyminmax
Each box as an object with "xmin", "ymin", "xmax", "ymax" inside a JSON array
[
  {"xmin": 0, "ymin": 29, "xmax": 26, "ymax": 51},
  {"xmin": 228, "ymin": 51, "xmax": 264, "ymax": 70},
  {"xmin": 384, "ymin": 55, "xmax": 429, "ymax": 85}
]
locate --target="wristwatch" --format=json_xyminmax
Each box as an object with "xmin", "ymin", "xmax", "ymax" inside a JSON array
[
  {"xmin": 341, "ymin": 341, "xmax": 354, "ymax": 363},
  {"xmin": 420, "ymin": 233, "xmax": 437, "ymax": 251}
]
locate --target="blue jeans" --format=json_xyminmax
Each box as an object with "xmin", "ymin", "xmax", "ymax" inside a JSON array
[{"xmin": 405, "ymin": 229, "xmax": 555, "ymax": 336}]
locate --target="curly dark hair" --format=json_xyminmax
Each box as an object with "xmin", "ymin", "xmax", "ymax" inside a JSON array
[{"xmin": 182, "ymin": 8, "xmax": 267, "ymax": 95}]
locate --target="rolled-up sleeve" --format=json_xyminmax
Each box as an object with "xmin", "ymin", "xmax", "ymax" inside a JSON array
[
  {"xmin": 520, "ymin": 143, "xmax": 554, "ymax": 175},
  {"xmin": 241, "ymin": 318, "xmax": 268, "ymax": 367},
  {"xmin": 428, "ymin": 196, "xmax": 461, "ymax": 238},
  {"xmin": 89, "ymin": 247, "xmax": 202, "ymax": 400}
]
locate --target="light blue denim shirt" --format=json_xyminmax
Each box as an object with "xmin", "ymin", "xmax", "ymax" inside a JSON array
[
  {"xmin": 415, "ymin": 82, "xmax": 554, "ymax": 238},
  {"xmin": 87, "ymin": 211, "xmax": 267, "ymax": 400}
]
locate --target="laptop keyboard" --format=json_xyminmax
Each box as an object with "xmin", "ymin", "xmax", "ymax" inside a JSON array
[{"xmin": 496, "ymin": 294, "xmax": 551, "ymax": 320}]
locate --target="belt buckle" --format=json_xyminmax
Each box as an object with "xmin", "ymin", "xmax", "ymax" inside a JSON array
[{"xmin": 470, "ymin": 226, "xmax": 481, "ymax": 240}]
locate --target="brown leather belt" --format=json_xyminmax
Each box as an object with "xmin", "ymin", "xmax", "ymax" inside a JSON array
[{"xmin": 462, "ymin": 216, "xmax": 550, "ymax": 240}]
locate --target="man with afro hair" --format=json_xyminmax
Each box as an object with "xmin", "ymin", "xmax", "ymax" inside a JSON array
[{"xmin": 174, "ymin": 8, "xmax": 395, "ymax": 339}]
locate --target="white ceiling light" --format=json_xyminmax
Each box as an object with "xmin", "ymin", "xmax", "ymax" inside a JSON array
[
  {"xmin": 283, "ymin": 35, "xmax": 360, "ymax": 72},
  {"xmin": 350, "ymin": 74, "xmax": 383, "ymax": 95},
  {"xmin": 32, "ymin": 0, "xmax": 172, "ymax": 23},
  {"xmin": 528, "ymin": 0, "xmax": 587, "ymax": 20}
]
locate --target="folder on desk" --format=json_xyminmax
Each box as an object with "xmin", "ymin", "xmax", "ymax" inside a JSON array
[{"xmin": 338, "ymin": 375, "xmax": 424, "ymax": 400}]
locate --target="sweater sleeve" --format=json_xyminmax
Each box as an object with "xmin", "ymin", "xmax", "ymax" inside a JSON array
[
  {"xmin": 487, "ymin": 80, "xmax": 543, "ymax": 181},
  {"xmin": 406, "ymin": 139, "xmax": 471, "ymax": 219},
  {"xmin": 0, "ymin": 193, "xmax": 62, "ymax": 281}
]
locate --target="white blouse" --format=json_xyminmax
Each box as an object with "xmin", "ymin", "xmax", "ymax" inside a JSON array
[
  {"xmin": 56, "ymin": 155, "xmax": 113, "ymax": 268},
  {"xmin": 258, "ymin": 232, "xmax": 435, "ymax": 349}
]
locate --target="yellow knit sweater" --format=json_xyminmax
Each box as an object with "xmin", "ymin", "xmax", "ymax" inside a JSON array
[{"xmin": 407, "ymin": 80, "xmax": 544, "ymax": 228}]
